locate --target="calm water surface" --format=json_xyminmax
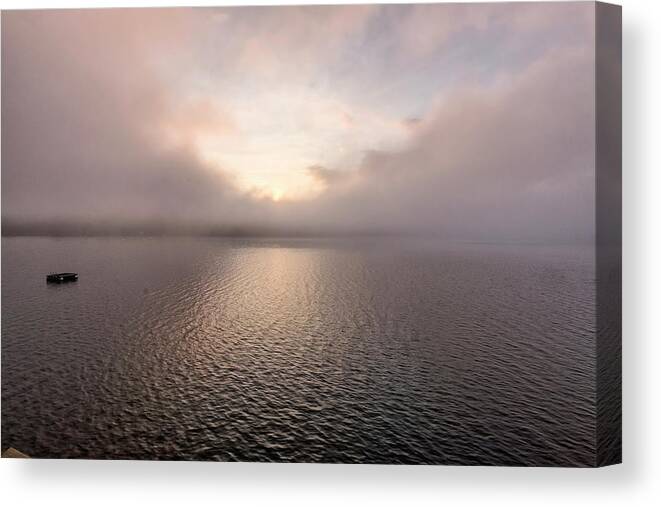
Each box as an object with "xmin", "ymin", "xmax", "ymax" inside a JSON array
[{"xmin": 2, "ymin": 237, "xmax": 596, "ymax": 465}]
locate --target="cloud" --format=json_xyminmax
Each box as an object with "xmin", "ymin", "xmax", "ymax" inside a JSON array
[
  {"xmin": 279, "ymin": 45, "xmax": 596, "ymax": 242},
  {"xmin": 230, "ymin": 5, "xmax": 376, "ymax": 77},
  {"xmin": 2, "ymin": 5, "xmax": 598, "ymax": 242},
  {"xmin": 306, "ymin": 165, "xmax": 353, "ymax": 188},
  {"xmin": 393, "ymin": 3, "xmax": 491, "ymax": 58},
  {"xmin": 1, "ymin": 9, "xmax": 269, "ymax": 228}
]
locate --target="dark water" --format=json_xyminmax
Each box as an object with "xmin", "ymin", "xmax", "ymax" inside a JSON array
[{"xmin": 2, "ymin": 237, "xmax": 598, "ymax": 465}]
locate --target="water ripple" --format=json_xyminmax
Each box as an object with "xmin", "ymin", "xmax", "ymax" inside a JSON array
[{"xmin": 2, "ymin": 238, "xmax": 599, "ymax": 465}]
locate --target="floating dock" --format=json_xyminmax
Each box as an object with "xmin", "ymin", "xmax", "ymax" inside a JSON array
[{"xmin": 46, "ymin": 272, "xmax": 78, "ymax": 283}]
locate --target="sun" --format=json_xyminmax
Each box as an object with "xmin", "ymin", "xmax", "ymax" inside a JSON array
[
  {"xmin": 249, "ymin": 184, "xmax": 288, "ymax": 202},
  {"xmin": 270, "ymin": 188, "xmax": 285, "ymax": 202}
]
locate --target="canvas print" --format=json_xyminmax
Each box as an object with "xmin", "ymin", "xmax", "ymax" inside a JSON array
[{"xmin": 1, "ymin": 2, "xmax": 621, "ymax": 466}]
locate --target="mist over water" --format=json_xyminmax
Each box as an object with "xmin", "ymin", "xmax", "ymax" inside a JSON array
[
  {"xmin": 2, "ymin": 237, "xmax": 597, "ymax": 465},
  {"xmin": 2, "ymin": 5, "xmax": 596, "ymax": 243}
]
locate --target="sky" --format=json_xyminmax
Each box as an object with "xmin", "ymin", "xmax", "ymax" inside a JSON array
[{"xmin": 1, "ymin": 3, "xmax": 597, "ymax": 241}]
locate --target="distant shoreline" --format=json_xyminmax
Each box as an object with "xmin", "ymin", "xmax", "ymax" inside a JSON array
[
  {"xmin": 0, "ymin": 221, "xmax": 596, "ymax": 245},
  {"xmin": 0, "ymin": 222, "xmax": 408, "ymax": 240}
]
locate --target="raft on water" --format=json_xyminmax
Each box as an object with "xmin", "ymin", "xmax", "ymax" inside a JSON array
[{"xmin": 46, "ymin": 272, "xmax": 78, "ymax": 283}]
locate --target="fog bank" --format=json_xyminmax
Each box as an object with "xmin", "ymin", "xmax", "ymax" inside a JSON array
[{"xmin": 2, "ymin": 5, "xmax": 596, "ymax": 242}]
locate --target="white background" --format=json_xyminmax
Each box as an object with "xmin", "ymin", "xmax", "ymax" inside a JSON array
[{"xmin": 0, "ymin": 0, "xmax": 658, "ymax": 505}]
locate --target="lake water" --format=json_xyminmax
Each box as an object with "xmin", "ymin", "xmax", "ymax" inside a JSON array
[{"xmin": 2, "ymin": 237, "xmax": 598, "ymax": 465}]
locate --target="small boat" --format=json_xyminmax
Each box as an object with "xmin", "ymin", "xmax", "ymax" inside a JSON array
[{"xmin": 46, "ymin": 272, "xmax": 78, "ymax": 283}]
